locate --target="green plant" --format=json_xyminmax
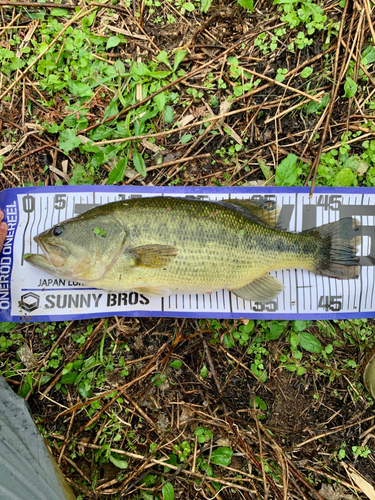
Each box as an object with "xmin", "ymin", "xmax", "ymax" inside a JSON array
[
  {"xmin": 202, "ymin": 0, "xmax": 253, "ymax": 13},
  {"xmin": 352, "ymin": 445, "xmax": 371, "ymax": 459},
  {"xmin": 173, "ymin": 441, "xmax": 192, "ymax": 462},
  {"xmin": 93, "ymin": 226, "xmax": 106, "ymax": 237},
  {"xmin": 275, "ymin": 68, "xmax": 288, "ymax": 82},
  {"xmin": 274, "ymin": 0, "xmax": 327, "ymax": 33},
  {"xmin": 250, "ymin": 396, "xmax": 268, "ymax": 419},
  {"xmin": 194, "ymin": 426, "xmax": 213, "ymax": 443},
  {"xmin": 275, "ymin": 154, "xmax": 299, "ymax": 186},
  {"xmin": 254, "ymin": 33, "xmax": 269, "ymax": 54},
  {"xmin": 295, "ymin": 31, "xmax": 313, "ymax": 50}
]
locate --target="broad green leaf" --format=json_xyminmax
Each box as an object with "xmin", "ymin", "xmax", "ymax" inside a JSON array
[
  {"xmin": 275, "ymin": 69, "xmax": 287, "ymax": 82},
  {"xmin": 102, "ymin": 100, "xmax": 119, "ymax": 122},
  {"xmin": 183, "ymin": 2, "xmax": 195, "ymax": 11},
  {"xmin": 44, "ymin": 121, "xmax": 61, "ymax": 134},
  {"xmin": 201, "ymin": 0, "xmax": 213, "ymax": 12},
  {"xmin": 361, "ymin": 45, "xmax": 375, "ymax": 65},
  {"xmin": 107, "ymin": 36, "xmax": 121, "ymax": 49},
  {"xmin": 223, "ymin": 332, "xmax": 235, "ymax": 349},
  {"xmin": 0, "ymin": 48, "xmax": 14, "ymax": 59},
  {"xmin": 173, "ymin": 50, "xmax": 187, "ymax": 71},
  {"xmin": 50, "ymin": 8, "xmax": 69, "ymax": 16},
  {"xmin": 133, "ymin": 149, "xmax": 147, "ymax": 176},
  {"xmin": 68, "ymin": 163, "xmax": 94, "ymax": 185},
  {"xmin": 292, "ymin": 320, "xmax": 312, "ymax": 332},
  {"xmin": 148, "ymin": 70, "xmax": 172, "ymax": 79},
  {"xmin": 114, "ymin": 59, "xmax": 126, "ymax": 76},
  {"xmin": 238, "ymin": 0, "xmax": 254, "ymax": 10},
  {"xmin": 285, "ymin": 363, "xmax": 297, "ymax": 372},
  {"xmin": 299, "ymin": 332, "xmax": 322, "ymax": 353},
  {"xmin": 164, "ymin": 105, "xmax": 174, "ymax": 123},
  {"xmin": 241, "ymin": 320, "xmax": 254, "ymax": 334},
  {"xmin": 164, "ymin": 455, "xmax": 178, "ymax": 472},
  {"xmin": 90, "ymin": 150, "xmax": 105, "ymax": 167},
  {"xmin": 210, "ymin": 447, "xmax": 233, "ymax": 466},
  {"xmin": 306, "ymin": 93, "xmax": 330, "ymax": 115},
  {"xmin": 333, "ymin": 167, "xmax": 355, "ymax": 186},
  {"xmin": 154, "ymin": 92, "xmax": 166, "ymax": 112},
  {"xmin": 109, "ymin": 455, "xmax": 128, "ymax": 469},
  {"xmin": 162, "ymin": 482, "xmax": 174, "ymax": 500},
  {"xmin": 266, "ymin": 321, "xmax": 288, "ymax": 341},
  {"xmin": 157, "ymin": 50, "xmax": 171, "ymax": 68},
  {"xmin": 169, "ymin": 360, "xmax": 182, "ymax": 369},
  {"xmin": 29, "ymin": 12, "xmax": 45, "ymax": 20},
  {"xmin": 18, "ymin": 377, "xmax": 32, "ymax": 399},
  {"xmin": 67, "ymin": 80, "xmax": 93, "ymax": 98},
  {"xmin": 61, "ymin": 372, "xmax": 78, "ymax": 384},
  {"xmin": 200, "ymin": 364, "xmax": 208, "ymax": 378},
  {"xmin": 107, "ymin": 157, "xmax": 128, "ymax": 185},
  {"xmin": 275, "ymin": 153, "xmax": 298, "ymax": 186},
  {"xmin": 344, "ymin": 76, "xmax": 357, "ymax": 98},
  {"xmin": 194, "ymin": 427, "xmax": 213, "ymax": 441},
  {"xmin": 325, "ymin": 344, "xmax": 333, "ymax": 354},
  {"xmin": 40, "ymin": 375, "xmax": 52, "ymax": 385},
  {"xmin": 300, "ymin": 66, "xmax": 313, "ymax": 78},
  {"xmin": 89, "ymin": 125, "xmax": 113, "ymax": 141},
  {"xmin": 82, "ymin": 9, "xmax": 97, "ymax": 27},
  {"xmin": 131, "ymin": 62, "xmax": 150, "ymax": 76},
  {"xmin": 59, "ymin": 129, "xmax": 82, "ymax": 153},
  {"xmin": 237, "ymin": 0, "xmax": 254, "ymax": 12},
  {"xmin": 254, "ymin": 396, "xmax": 267, "ymax": 410},
  {"xmin": 290, "ymin": 331, "xmax": 299, "ymax": 348},
  {"xmin": 180, "ymin": 134, "xmax": 192, "ymax": 144},
  {"xmin": 143, "ymin": 474, "xmax": 156, "ymax": 487},
  {"xmin": 0, "ymin": 322, "xmax": 17, "ymax": 333},
  {"xmin": 151, "ymin": 373, "xmax": 166, "ymax": 387}
]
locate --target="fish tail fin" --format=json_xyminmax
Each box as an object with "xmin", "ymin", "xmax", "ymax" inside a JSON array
[{"xmin": 308, "ymin": 217, "xmax": 361, "ymax": 279}]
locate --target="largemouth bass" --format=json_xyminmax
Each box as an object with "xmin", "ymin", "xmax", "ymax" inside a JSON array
[{"xmin": 25, "ymin": 197, "xmax": 361, "ymax": 302}]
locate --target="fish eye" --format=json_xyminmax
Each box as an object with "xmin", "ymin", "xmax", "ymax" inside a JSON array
[{"xmin": 53, "ymin": 225, "xmax": 64, "ymax": 237}]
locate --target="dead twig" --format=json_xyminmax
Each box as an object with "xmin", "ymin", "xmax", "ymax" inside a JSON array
[{"xmin": 305, "ymin": 0, "xmax": 350, "ymax": 196}]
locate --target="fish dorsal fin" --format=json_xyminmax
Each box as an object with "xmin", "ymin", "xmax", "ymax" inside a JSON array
[
  {"xmin": 221, "ymin": 198, "xmax": 280, "ymax": 228},
  {"xmin": 231, "ymin": 274, "xmax": 285, "ymax": 302},
  {"xmin": 129, "ymin": 244, "xmax": 178, "ymax": 268}
]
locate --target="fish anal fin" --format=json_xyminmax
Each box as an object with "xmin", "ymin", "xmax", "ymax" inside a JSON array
[
  {"xmin": 130, "ymin": 244, "xmax": 178, "ymax": 268},
  {"xmin": 231, "ymin": 274, "xmax": 285, "ymax": 302},
  {"xmin": 221, "ymin": 199, "xmax": 280, "ymax": 228}
]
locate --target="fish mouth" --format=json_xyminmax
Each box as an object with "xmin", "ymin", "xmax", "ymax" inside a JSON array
[{"xmin": 34, "ymin": 235, "xmax": 69, "ymax": 268}]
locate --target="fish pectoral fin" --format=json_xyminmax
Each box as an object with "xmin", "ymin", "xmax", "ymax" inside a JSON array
[
  {"xmin": 129, "ymin": 244, "xmax": 178, "ymax": 268},
  {"xmin": 231, "ymin": 274, "xmax": 285, "ymax": 302},
  {"xmin": 221, "ymin": 199, "xmax": 280, "ymax": 228}
]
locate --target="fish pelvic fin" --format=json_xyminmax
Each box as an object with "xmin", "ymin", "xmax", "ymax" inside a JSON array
[
  {"xmin": 231, "ymin": 274, "xmax": 285, "ymax": 302},
  {"xmin": 129, "ymin": 244, "xmax": 178, "ymax": 268},
  {"xmin": 307, "ymin": 217, "xmax": 361, "ymax": 279},
  {"xmin": 133, "ymin": 286, "xmax": 173, "ymax": 296},
  {"xmin": 221, "ymin": 198, "xmax": 280, "ymax": 228}
]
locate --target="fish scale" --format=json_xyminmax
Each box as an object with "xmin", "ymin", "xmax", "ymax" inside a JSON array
[{"xmin": 103, "ymin": 198, "xmax": 303, "ymax": 292}]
